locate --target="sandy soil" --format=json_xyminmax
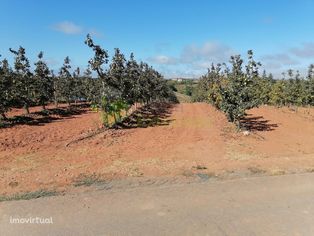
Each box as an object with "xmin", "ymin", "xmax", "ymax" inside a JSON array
[{"xmin": 0, "ymin": 103, "xmax": 314, "ymax": 195}]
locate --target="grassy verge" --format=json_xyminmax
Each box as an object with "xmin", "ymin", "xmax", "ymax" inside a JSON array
[
  {"xmin": 0, "ymin": 189, "xmax": 58, "ymax": 202},
  {"xmin": 73, "ymin": 174, "xmax": 106, "ymax": 187},
  {"xmin": 174, "ymin": 92, "xmax": 192, "ymax": 103}
]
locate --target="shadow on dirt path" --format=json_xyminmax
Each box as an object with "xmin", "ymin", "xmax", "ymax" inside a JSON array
[
  {"xmin": 241, "ymin": 114, "xmax": 279, "ymax": 131},
  {"xmin": 117, "ymin": 103, "xmax": 175, "ymax": 129},
  {"xmin": 0, "ymin": 104, "xmax": 89, "ymax": 129}
]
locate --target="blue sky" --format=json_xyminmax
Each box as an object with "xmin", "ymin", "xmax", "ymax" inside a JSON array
[{"xmin": 0, "ymin": 0, "xmax": 314, "ymax": 78}]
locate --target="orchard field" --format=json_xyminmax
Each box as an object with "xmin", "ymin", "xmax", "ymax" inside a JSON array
[
  {"xmin": 0, "ymin": 101, "xmax": 314, "ymax": 196},
  {"xmin": 1, "ymin": 36, "xmax": 314, "ymax": 198}
]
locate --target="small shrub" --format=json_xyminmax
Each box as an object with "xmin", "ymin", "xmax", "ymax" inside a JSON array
[
  {"xmin": 0, "ymin": 190, "xmax": 58, "ymax": 202},
  {"xmin": 73, "ymin": 174, "xmax": 105, "ymax": 187}
]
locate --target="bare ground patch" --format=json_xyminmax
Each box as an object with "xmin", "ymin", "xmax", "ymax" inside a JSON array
[{"xmin": 1, "ymin": 103, "xmax": 314, "ymax": 196}]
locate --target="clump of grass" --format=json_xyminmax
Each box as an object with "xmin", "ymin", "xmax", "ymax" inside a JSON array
[
  {"xmin": 305, "ymin": 168, "xmax": 314, "ymax": 173},
  {"xmin": 0, "ymin": 190, "xmax": 58, "ymax": 202},
  {"xmin": 270, "ymin": 169, "xmax": 286, "ymax": 176},
  {"xmin": 0, "ymin": 119, "xmax": 8, "ymax": 128},
  {"xmin": 73, "ymin": 174, "xmax": 105, "ymax": 187},
  {"xmin": 195, "ymin": 172, "xmax": 216, "ymax": 181},
  {"xmin": 192, "ymin": 165, "xmax": 208, "ymax": 170},
  {"xmin": 248, "ymin": 167, "xmax": 266, "ymax": 175}
]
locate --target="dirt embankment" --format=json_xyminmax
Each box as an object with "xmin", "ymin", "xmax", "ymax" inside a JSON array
[{"xmin": 0, "ymin": 103, "xmax": 314, "ymax": 195}]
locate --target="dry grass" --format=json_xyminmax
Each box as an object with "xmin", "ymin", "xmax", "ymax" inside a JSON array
[{"xmin": 0, "ymin": 190, "xmax": 58, "ymax": 202}]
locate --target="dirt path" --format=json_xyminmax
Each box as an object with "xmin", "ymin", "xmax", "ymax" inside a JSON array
[
  {"xmin": 2, "ymin": 173, "xmax": 314, "ymax": 236},
  {"xmin": 0, "ymin": 103, "xmax": 314, "ymax": 196},
  {"xmin": 98, "ymin": 103, "xmax": 228, "ymax": 171}
]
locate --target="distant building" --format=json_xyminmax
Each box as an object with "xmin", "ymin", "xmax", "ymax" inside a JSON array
[{"xmin": 169, "ymin": 78, "xmax": 183, "ymax": 82}]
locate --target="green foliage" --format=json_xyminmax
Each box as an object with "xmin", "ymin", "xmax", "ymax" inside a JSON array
[
  {"xmin": 9, "ymin": 47, "xmax": 34, "ymax": 114},
  {"xmin": 0, "ymin": 189, "xmax": 58, "ymax": 202},
  {"xmin": 267, "ymin": 70, "xmax": 310, "ymax": 107},
  {"xmin": 167, "ymin": 81, "xmax": 178, "ymax": 92},
  {"xmin": 183, "ymin": 80, "xmax": 194, "ymax": 96},
  {"xmin": 82, "ymin": 66, "xmax": 101, "ymax": 104},
  {"xmin": 252, "ymin": 70, "xmax": 274, "ymax": 105},
  {"xmin": 73, "ymin": 174, "xmax": 105, "ymax": 187},
  {"xmin": 0, "ymin": 58, "xmax": 13, "ymax": 119},
  {"xmin": 193, "ymin": 63, "xmax": 225, "ymax": 106},
  {"xmin": 194, "ymin": 51, "xmax": 261, "ymax": 127},
  {"xmin": 34, "ymin": 52, "xmax": 53, "ymax": 109},
  {"xmin": 168, "ymin": 79, "xmax": 197, "ymax": 98},
  {"xmin": 124, "ymin": 53, "xmax": 141, "ymax": 104},
  {"xmin": 1, "ymin": 38, "xmax": 314, "ymax": 130},
  {"xmin": 57, "ymin": 56, "xmax": 74, "ymax": 105},
  {"xmin": 98, "ymin": 97, "xmax": 129, "ymax": 127},
  {"xmin": 85, "ymin": 35, "xmax": 177, "ymax": 126},
  {"xmin": 305, "ymin": 64, "xmax": 314, "ymax": 105},
  {"xmin": 194, "ymin": 49, "xmax": 314, "ymax": 128},
  {"xmin": 219, "ymin": 51, "xmax": 260, "ymax": 126},
  {"xmin": 0, "ymin": 37, "xmax": 176, "ymax": 122},
  {"xmin": 269, "ymin": 80, "xmax": 286, "ymax": 106}
]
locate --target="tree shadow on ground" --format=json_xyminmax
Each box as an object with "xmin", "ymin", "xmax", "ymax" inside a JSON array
[
  {"xmin": 240, "ymin": 114, "xmax": 279, "ymax": 131},
  {"xmin": 117, "ymin": 102, "xmax": 175, "ymax": 129},
  {"xmin": 0, "ymin": 104, "xmax": 88, "ymax": 129}
]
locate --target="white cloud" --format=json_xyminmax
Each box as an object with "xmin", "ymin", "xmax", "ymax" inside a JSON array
[
  {"xmin": 259, "ymin": 43, "xmax": 314, "ymax": 78},
  {"xmin": 262, "ymin": 62, "xmax": 282, "ymax": 70},
  {"xmin": 87, "ymin": 29, "xmax": 104, "ymax": 38},
  {"xmin": 149, "ymin": 41, "xmax": 313, "ymax": 79},
  {"xmin": 148, "ymin": 55, "xmax": 178, "ymax": 65},
  {"xmin": 52, "ymin": 21, "xmax": 83, "ymax": 35},
  {"xmin": 149, "ymin": 41, "xmax": 235, "ymax": 67},
  {"xmin": 149, "ymin": 41, "xmax": 235, "ymax": 66},
  {"xmin": 290, "ymin": 42, "xmax": 314, "ymax": 58},
  {"xmin": 148, "ymin": 41, "xmax": 236, "ymax": 78},
  {"xmin": 161, "ymin": 68, "xmax": 203, "ymax": 79},
  {"xmin": 52, "ymin": 22, "xmax": 103, "ymax": 38},
  {"xmin": 180, "ymin": 41, "xmax": 235, "ymax": 63},
  {"xmin": 261, "ymin": 53, "xmax": 299, "ymax": 66},
  {"xmin": 44, "ymin": 58, "xmax": 59, "ymax": 66}
]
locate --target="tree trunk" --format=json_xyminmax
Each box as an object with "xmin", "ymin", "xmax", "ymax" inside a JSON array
[
  {"xmin": 0, "ymin": 112, "xmax": 7, "ymax": 120},
  {"xmin": 113, "ymin": 112, "xmax": 117, "ymax": 124},
  {"xmin": 54, "ymin": 91, "xmax": 58, "ymax": 108},
  {"xmin": 117, "ymin": 112, "xmax": 121, "ymax": 122},
  {"xmin": 24, "ymin": 104, "xmax": 30, "ymax": 115},
  {"xmin": 235, "ymin": 119, "xmax": 241, "ymax": 130}
]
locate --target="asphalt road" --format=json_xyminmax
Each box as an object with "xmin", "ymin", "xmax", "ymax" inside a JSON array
[{"xmin": 1, "ymin": 173, "xmax": 314, "ymax": 235}]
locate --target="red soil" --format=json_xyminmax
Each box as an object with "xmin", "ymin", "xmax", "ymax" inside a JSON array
[{"xmin": 0, "ymin": 103, "xmax": 314, "ymax": 195}]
